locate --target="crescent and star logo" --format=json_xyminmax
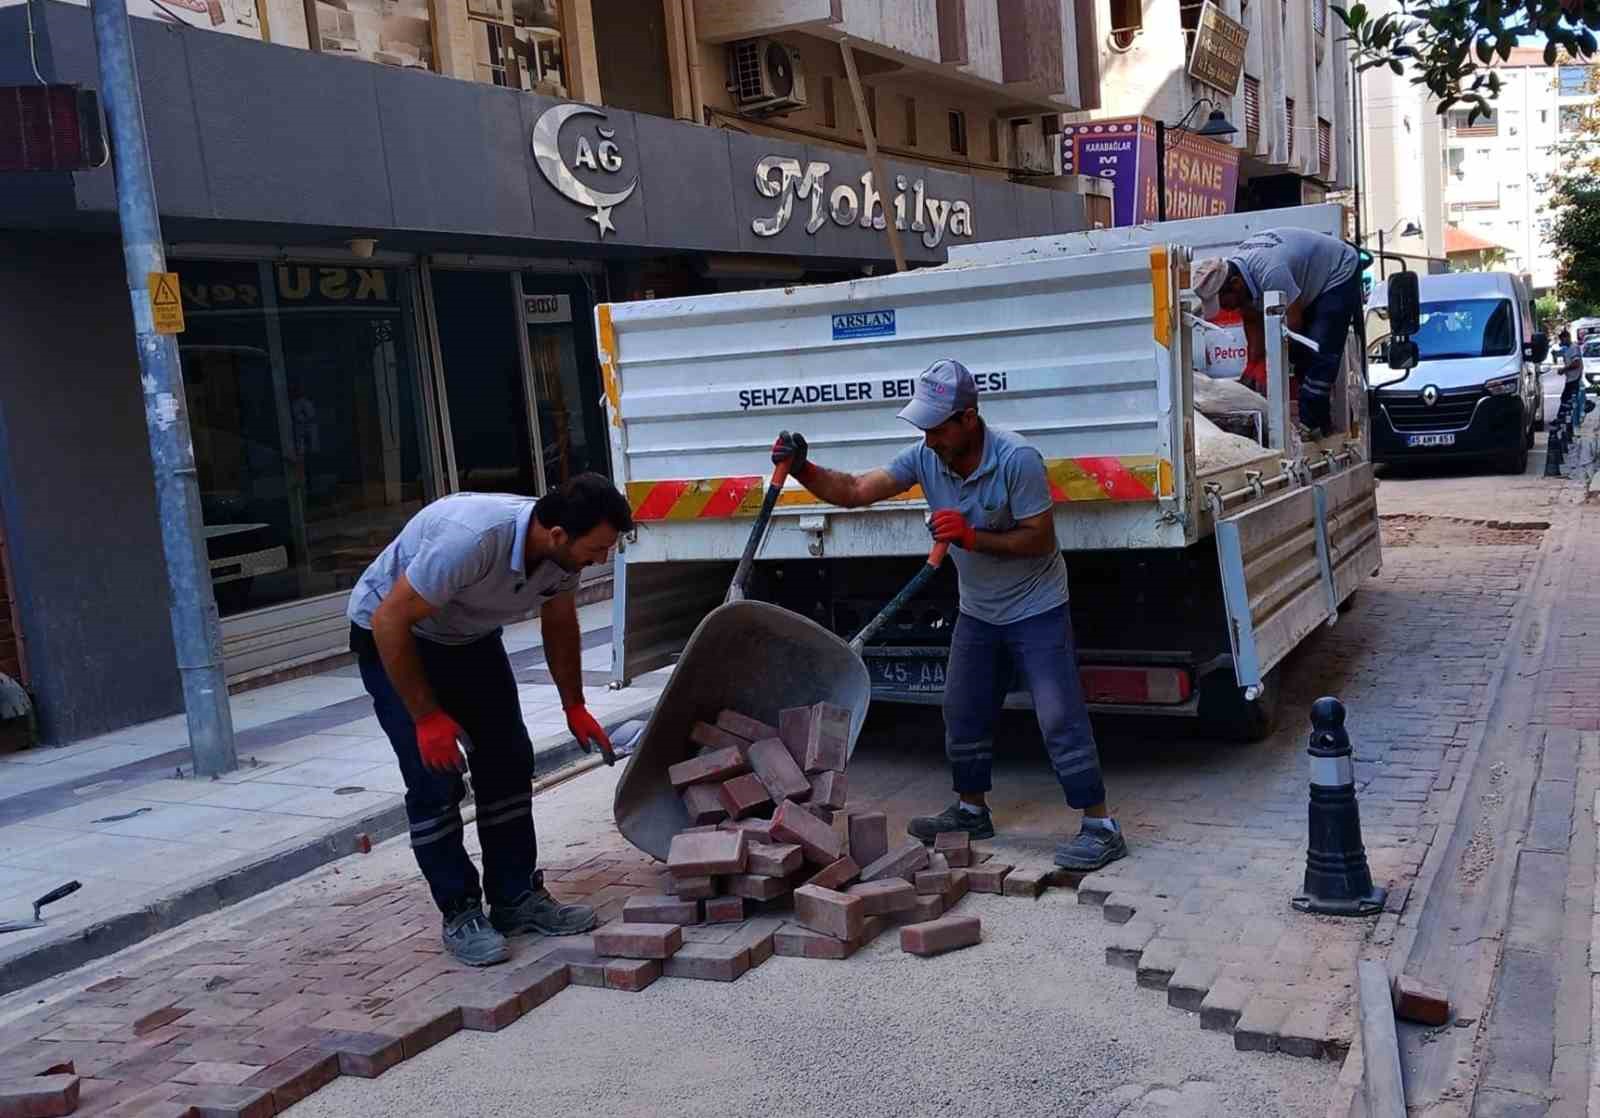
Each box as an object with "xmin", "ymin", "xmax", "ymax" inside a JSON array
[
  {"xmin": 530, "ymin": 104, "xmax": 638, "ymax": 239},
  {"xmin": 1422, "ymin": 385, "xmax": 1439, "ymax": 406}
]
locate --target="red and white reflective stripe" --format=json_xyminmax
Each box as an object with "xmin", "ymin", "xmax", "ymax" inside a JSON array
[{"xmin": 1079, "ymin": 665, "xmax": 1193, "ymax": 705}]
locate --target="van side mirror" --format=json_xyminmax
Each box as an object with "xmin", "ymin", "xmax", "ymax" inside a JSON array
[
  {"xmin": 1386, "ymin": 271, "xmax": 1420, "ymax": 337},
  {"xmin": 1388, "ymin": 339, "xmax": 1419, "ymax": 371},
  {"xmin": 1528, "ymin": 332, "xmax": 1549, "ymax": 364}
]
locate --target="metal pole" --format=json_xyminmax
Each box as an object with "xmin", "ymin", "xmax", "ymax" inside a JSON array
[
  {"xmin": 90, "ymin": 0, "xmax": 237, "ymax": 776},
  {"xmin": 1155, "ymin": 120, "xmax": 1167, "ymax": 222}
]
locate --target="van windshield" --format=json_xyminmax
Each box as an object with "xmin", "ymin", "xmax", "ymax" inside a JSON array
[{"xmin": 1413, "ymin": 298, "xmax": 1517, "ymax": 360}]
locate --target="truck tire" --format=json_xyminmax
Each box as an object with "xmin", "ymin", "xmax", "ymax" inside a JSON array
[{"xmin": 1197, "ymin": 666, "xmax": 1279, "ymax": 743}]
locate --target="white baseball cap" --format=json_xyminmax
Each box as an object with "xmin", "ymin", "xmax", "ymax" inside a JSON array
[{"xmin": 1192, "ymin": 257, "xmax": 1230, "ymax": 319}]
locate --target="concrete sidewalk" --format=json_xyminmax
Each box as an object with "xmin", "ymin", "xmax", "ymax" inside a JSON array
[{"xmin": 0, "ymin": 601, "xmax": 670, "ymax": 993}]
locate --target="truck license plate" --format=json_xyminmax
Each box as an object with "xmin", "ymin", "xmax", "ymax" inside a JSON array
[
  {"xmin": 870, "ymin": 657, "xmax": 947, "ymax": 693},
  {"xmin": 1406, "ymin": 433, "xmax": 1456, "ymax": 448}
]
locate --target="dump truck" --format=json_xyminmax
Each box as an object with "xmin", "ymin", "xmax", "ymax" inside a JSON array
[{"xmin": 597, "ymin": 203, "xmax": 1380, "ymax": 740}]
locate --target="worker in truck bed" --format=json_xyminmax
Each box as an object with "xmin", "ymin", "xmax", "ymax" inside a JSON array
[
  {"xmin": 771, "ymin": 359, "xmax": 1126, "ymax": 873},
  {"xmin": 347, "ymin": 475, "xmax": 632, "ymax": 966},
  {"xmin": 1192, "ymin": 227, "xmax": 1362, "ymax": 438}
]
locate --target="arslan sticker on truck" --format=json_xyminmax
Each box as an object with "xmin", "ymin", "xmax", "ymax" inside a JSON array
[
  {"xmin": 737, "ymin": 370, "xmax": 1008, "ymax": 411},
  {"xmin": 831, "ymin": 309, "xmax": 896, "ymax": 340}
]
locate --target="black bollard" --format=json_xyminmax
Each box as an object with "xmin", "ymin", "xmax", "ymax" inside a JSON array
[{"xmin": 1292, "ymin": 697, "xmax": 1387, "ymax": 917}]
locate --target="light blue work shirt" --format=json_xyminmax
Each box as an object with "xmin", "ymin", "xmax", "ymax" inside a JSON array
[
  {"xmin": 886, "ymin": 426, "xmax": 1068, "ymax": 626},
  {"xmin": 347, "ymin": 493, "xmax": 579, "ymax": 645},
  {"xmin": 1229, "ymin": 227, "xmax": 1359, "ymax": 308}
]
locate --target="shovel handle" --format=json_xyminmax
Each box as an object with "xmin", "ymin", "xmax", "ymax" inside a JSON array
[
  {"xmin": 727, "ymin": 460, "xmax": 790, "ymax": 603},
  {"xmin": 848, "ymin": 541, "xmax": 951, "ymax": 655},
  {"xmin": 33, "ymin": 880, "xmax": 80, "ymax": 918}
]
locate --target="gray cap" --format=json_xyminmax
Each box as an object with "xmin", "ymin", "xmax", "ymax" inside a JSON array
[{"xmin": 897, "ymin": 359, "xmax": 979, "ymax": 430}]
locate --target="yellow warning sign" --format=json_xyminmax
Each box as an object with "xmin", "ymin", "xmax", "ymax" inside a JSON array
[{"xmin": 148, "ymin": 272, "xmax": 185, "ymax": 334}]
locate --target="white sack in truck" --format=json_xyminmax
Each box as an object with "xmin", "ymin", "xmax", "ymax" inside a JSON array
[
  {"xmin": 1194, "ymin": 411, "xmax": 1272, "ymax": 473},
  {"xmin": 1193, "ymin": 375, "xmax": 1267, "ymax": 418}
]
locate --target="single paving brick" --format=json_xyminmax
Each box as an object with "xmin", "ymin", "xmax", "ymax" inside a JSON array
[
  {"xmin": 1102, "ymin": 892, "xmax": 1144, "ymax": 924},
  {"xmin": 500, "ymin": 959, "xmax": 570, "ymax": 1013},
  {"xmin": 603, "ymin": 958, "xmax": 662, "ymax": 993},
  {"xmin": 846, "ymin": 879, "xmax": 917, "ymax": 916},
  {"xmin": 165, "ymin": 1082, "xmax": 276, "ymax": 1118},
  {"xmin": 1276, "ymin": 1000, "xmax": 1331, "ymax": 1059},
  {"xmin": 715, "ymin": 710, "xmax": 776, "ymax": 743},
  {"xmin": 667, "ymin": 830, "xmax": 747, "ymax": 877},
  {"xmin": 776, "ymin": 707, "xmax": 809, "ymax": 766},
  {"xmin": 915, "ymin": 870, "xmax": 953, "ymax": 896},
  {"xmin": 1105, "ymin": 918, "xmax": 1158, "ymax": 970},
  {"xmin": 860, "ymin": 842, "xmax": 930, "ymax": 884},
  {"xmin": 1135, "ymin": 939, "xmax": 1186, "ymax": 991},
  {"xmin": 771, "ymin": 800, "xmax": 845, "ymax": 865},
  {"xmin": 681, "ymin": 784, "xmax": 727, "ymax": 826},
  {"xmin": 452, "ymin": 984, "xmax": 525, "ymax": 1032},
  {"xmin": 371, "ymin": 1004, "xmax": 463, "ymax": 1059},
  {"xmin": 1167, "ymin": 958, "xmax": 1222, "ymax": 1013},
  {"xmin": 1234, "ymin": 996, "xmax": 1294, "ymax": 1053},
  {"xmin": 967, "ymin": 862, "xmax": 1013, "ymax": 894},
  {"xmin": 942, "ymin": 869, "xmax": 969, "ymax": 907},
  {"xmin": 593, "ymin": 922, "xmax": 683, "ymax": 960},
  {"xmin": 898, "ymin": 892, "xmax": 945, "ymax": 923},
  {"xmin": 549, "ymin": 945, "xmax": 606, "ymax": 988},
  {"xmin": 793, "ymin": 885, "xmax": 865, "ymax": 942},
  {"xmin": 623, "ymin": 895, "xmax": 700, "ymax": 926},
  {"xmin": 704, "ymin": 896, "xmax": 745, "ymax": 923},
  {"xmin": 242, "ymin": 1046, "xmax": 340, "ymax": 1110},
  {"xmin": 805, "ymin": 857, "xmax": 861, "ymax": 890},
  {"xmin": 846, "ymin": 812, "xmax": 889, "ymax": 867},
  {"xmin": 174, "ymin": 1062, "xmax": 263, "ymax": 1086},
  {"xmin": 809, "ymin": 771, "xmax": 847, "ymax": 809},
  {"xmin": 723, "ymin": 873, "xmax": 788, "ymax": 901},
  {"xmin": 667, "ymin": 746, "xmax": 748, "ymax": 791},
  {"xmin": 1393, "ymin": 974, "xmax": 1450, "ymax": 1026},
  {"xmin": 312, "ymin": 1030, "xmax": 405, "ymax": 1076},
  {"xmin": 689, "ymin": 721, "xmax": 754, "ymax": 755},
  {"xmin": 668, "ymin": 876, "xmax": 717, "ymax": 900},
  {"xmin": 900, "ymin": 915, "xmax": 982, "ymax": 957},
  {"xmin": 663, "ymin": 942, "xmax": 750, "ymax": 982},
  {"xmin": 933, "ymin": 831, "xmax": 969, "ymax": 857},
  {"xmin": 1200, "ymin": 976, "xmax": 1255, "ymax": 1033},
  {"xmin": 746, "ymin": 738, "xmax": 812, "ymax": 802},
  {"xmin": 0, "ymin": 1074, "xmax": 80, "ymax": 1118},
  {"xmin": 722, "ymin": 818, "xmax": 776, "ymax": 844},
  {"xmin": 728, "ymin": 917, "xmax": 784, "ymax": 967},
  {"xmin": 772, "ymin": 924, "xmax": 857, "ymax": 960},
  {"xmin": 798, "ymin": 702, "xmax": 850, "ymax": 773},
  {"xmin": 718, "ymin": 773, "xmax": 772, "ymax": 821},
  {"xmin": 746, "ymin": 842, "xmax": 803, "ymax": 878},
  {"xmin": 1075, "ymin": 873, "xmax": 1118, "ymax": 906},
  {"xmin": 1003, "ymin": 867, "xmax": 1049, "ymax": 898}
]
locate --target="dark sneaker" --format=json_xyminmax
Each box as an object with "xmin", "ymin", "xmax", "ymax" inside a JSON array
[
  {"xmin": 908, "ymin": 802, "xmax": 995, "ymax": 843},
  {"xmin": 1053, "ymin": 823, "xmax": 1128, "ymax": 872},
  {"xmin": 490, "ymin": 887, "xmax": 598, "ymax": 937},
  {"xmin": 442, "ymin": 907, "xmax": 509, "ymax": 967}
]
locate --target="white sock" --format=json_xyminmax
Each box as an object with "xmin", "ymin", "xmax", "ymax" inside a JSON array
[
  {"xmin": 957, "ymin": 801, "xmax": 985, "ymax": 815},
  {"xmin": 1085, "ymin": 816, "xmax": 1118, "ymax": 833}
]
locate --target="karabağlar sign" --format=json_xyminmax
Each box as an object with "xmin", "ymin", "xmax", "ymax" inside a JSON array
[{"xmin": 751, "ymin": 157, "xmax": 975, "ymax": 249}]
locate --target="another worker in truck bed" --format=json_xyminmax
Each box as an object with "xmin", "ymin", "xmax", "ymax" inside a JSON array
[
  {"xmin": 771, "ymin": 359, "xmax": 1126, "ymax": 873},
  {"xmin": 347, "ymin": 475, "xmax": 633, "ymax": 966},
  {"xmin": 1192, "ymin": 227, "xmax": 1362, "ymax": 439}
]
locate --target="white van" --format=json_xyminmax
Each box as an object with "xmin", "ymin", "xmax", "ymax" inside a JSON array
[{"xmin": 1367, "ymin": 271, "xmax": 1547, "ymax": 472}]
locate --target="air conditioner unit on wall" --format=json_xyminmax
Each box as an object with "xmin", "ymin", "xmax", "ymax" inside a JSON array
[{"xmin": 728, "ymin": 38, "xmax": 808, "ymax": 115}]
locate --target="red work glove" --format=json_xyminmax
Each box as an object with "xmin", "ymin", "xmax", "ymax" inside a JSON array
[
  {"xmin": 929, "ymin": 509, "xmax": 978, "ymax": 551},
  {"xmin": 770, "ymin": 431, "xmax": 817, "ymax": 484},
  {"xmin": 565, "ymin": 704, "xmax": 615, "ymax": 766},
  {"xmin": 415, "ymin": 709, "xmax": 465, "ymax": 772}
]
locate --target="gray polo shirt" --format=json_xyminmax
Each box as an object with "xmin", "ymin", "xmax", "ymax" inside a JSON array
[
  {"xmin": 1229, "ymin": 228, "xmax": 1359, "ymax": 308},
  {"xmin": 886, "ymin": 426, "xmax": 1068, "ymax": 626},
  {"xmin": 347, "ymin": 493, "xmax": 579, "ymax": 645}
]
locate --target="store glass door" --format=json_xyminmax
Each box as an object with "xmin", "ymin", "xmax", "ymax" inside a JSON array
[{"xmin": 522, "ymin": 276, "xmax": 611, "ymax": 484}]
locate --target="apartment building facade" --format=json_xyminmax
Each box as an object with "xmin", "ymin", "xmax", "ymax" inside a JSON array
[
  {"xmin": 1068, "ymin": 0, "xmax": 1354, "ymax": 215},
  {"xmin": 0, "ymin": 0, "xmax": 1112, "ymax": 742}
]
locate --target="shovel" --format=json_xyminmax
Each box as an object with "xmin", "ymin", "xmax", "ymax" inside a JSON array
[{"xmin": 0, "ymin": 881, "xmax": 81, "ymax": 933}]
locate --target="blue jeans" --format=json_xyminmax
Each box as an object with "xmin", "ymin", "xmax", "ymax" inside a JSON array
[
  {"xmin": 943, "ymin": 605, "xmax": 1106, "ymax": 810},
  {"xmin": 1295, "ymin": 271, "xmax": 1363, "ymax": 432},
  {"xmin": 353, "ymin": 624, "xmax": 539, "ymax": 917}
]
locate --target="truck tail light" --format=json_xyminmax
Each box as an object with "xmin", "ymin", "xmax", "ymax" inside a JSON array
[
  {"xmin": 1079, "ymin": 665, "xmax": 1193, "ymax": 705},
  {"xmin": 0, "ymin": 84, "xmax": 105, "ymax": 173}
]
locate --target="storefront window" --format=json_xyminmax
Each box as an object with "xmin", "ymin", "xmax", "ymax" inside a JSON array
[
  {"xmin": 523, "ymin": 281, "xmax": 611, "ymax": 483},
  {"xmin": 468, "ymin": 0, "xmax": 566, "ymax": 94},
  {"xmin": 311, "ymin": 0, "xmax": 434, "ymax": 68},
  {"xmin": 176, "ymin": 260, "xmax": 430, "ymax": 617}
]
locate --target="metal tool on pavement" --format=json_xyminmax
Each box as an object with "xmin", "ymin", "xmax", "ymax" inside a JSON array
[
  {"xmin": 0, "ymin": 881, "xmax": 81, "ymax": 933},
  {"xmin": 613, "ymin": 456, "xmax": 952, "ymax": 860}
]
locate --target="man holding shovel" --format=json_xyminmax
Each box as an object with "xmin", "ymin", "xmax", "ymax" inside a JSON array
[
  {"xmin": 771, "ymin": 359, "xmax": 1125, "ymax": 872},
  {"xmin": 348, "ymin": 474, "xmax": 633, "ymax": 965}
]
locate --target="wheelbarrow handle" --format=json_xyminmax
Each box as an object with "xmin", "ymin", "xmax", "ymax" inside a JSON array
[
  {"xmin": 727, "ymin": 461, "xmax": 790, "ymax": 603},
  {"xmin": 33, "ymin": 881, "xmax": 80, "ymax": 919},
  {"xmin": 848, "ymin": 541, "xmax": 950, "ymax": 656}
]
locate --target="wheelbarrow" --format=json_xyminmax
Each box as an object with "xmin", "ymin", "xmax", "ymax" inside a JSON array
[{"xmin": 613, "ymin": 459, "xmax": 949, "ymax": 861}]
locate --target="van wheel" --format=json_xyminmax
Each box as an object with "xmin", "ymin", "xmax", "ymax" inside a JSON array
[
  {"xmin": 1501, "ymin": 440, "xmax": 1529, "ymax": 474},
  {"xmin": 1197, "ymin": 666, "xmax": 1280, "ymax": 742}
]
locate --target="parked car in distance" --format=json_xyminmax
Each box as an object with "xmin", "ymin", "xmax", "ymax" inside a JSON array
[{"xmin": 1367, "ymin": 271, "xmax": 1546, "ymax": 473}]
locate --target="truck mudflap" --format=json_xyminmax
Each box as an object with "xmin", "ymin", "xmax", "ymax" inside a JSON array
[{"xmin": 1215, "ymin": 462, "xmax": 1380, "ymax": 690}]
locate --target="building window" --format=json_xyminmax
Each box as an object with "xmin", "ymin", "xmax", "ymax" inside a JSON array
[
  {"xmin": 855, "ymin": 86, "xmax": 877, "ymax": 137},
  {"xmin": 904, "ymin": 96, "xmax": 918, "ymax": 147},
  {"xmin": 1312, "ymin": 0, "xmax": 1327, "ymax": 36},
  {"xmin": 1445, "ymin": 147, "xmax": 1465, "ymax": 178},
  {"xmin": 1560, "ymin": 105, "xmax": 1588, "ymax": 134},
  {"xmin": 1108, "ymin": 0, "xmax": 1141, "ymax": 49},
  {"xmin": 1559, "ymin": 65, "xmax": 1593, "ymax": 96},
  {"xmin": 1317, "ymin": 117, "xmax": 1332, "ymax": 178},
  {"xmin": 1446, "ymin": 106, "xmax": 1498, "ymax": 137},
  {"xmin": 1286, "ymin": 97, "xmax": 1295, "ymax": 156},
  {"xmin": 464, "ymin": 0, "xmax": 563, "ymax": 92},
  {"xmin": 822, "ymin": 76, "xmax": 837, "ymax": 129},
  {"xmin": 949, "ymin": 110, "xmax": 969, "ymax": 155},
  {"xmin": 310, "ymin": 0, "xmax": 435, "ymax": 69},
  {"xmin": 174, "ymin": 259, "xmax": 430, "ymax": 618},
  {"xmin": 988, "ymin": 119, "xmax": 1000, "ymax": 163},
  {"xmin": 1244, "ymin": 75, "xmax": 1261, "ymax": 147},
  {"xmin": 1539, "ymin": 109, "xmax": 1548, "ymax": 124}
]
